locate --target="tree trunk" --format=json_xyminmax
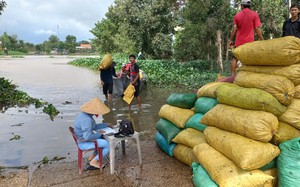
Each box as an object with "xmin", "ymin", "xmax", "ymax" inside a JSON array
[
  {"xmin": 207, "ymin": 40, "xmax": 213, "ymax": 70},
  {"xmin": 216, "ymin": 30, "xmax": 224, "ymax": 73},
  {"xmin": 225, "ymin": 37, "xmax": 229, "ymax": 61}
]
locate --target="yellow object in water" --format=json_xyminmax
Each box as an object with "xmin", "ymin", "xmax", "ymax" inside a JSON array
[
  {"xmin": 279, "ymin": 99, "xmax": 300, "ymax": 130},
  {"xmin": 99, "ymin": 53, "xmax": 112, "ymax": 70},
  {"xmin": 193, "ymin": 143, "xmax": 274, "ymax": 187},
  {"xmin": 272, "ymin": 121, "xmax": 300, "ymax": 145},
  {"xmin": 201, "ymin": 104, "xmax": 278, "ymax": 142},
  {"xmin": 172, "ymin": 128, "xmax": 206, "ymax": 148},
  {"xmin": 173, "ymin": 144, "xmax": 197, "ymax": 166},
  {"xmin": 159, "ymin": 104, "xmax": 194, "ymax": 128},
  {"xmin": 216, "ymin": 84, "xmax": 286, "ymax": 116},
  {"xmin": 123, "ymin": 84, "xmax": 135, "ymax": 104},
  {"xmin": 238, "ymin": 64, "xmax": 300, "ymax": 86},
  {"xmin": 233, "ymin": 36, "xmax": 300, "ymax": 66},
  {"xmin": 204, "ymin": 127, "xmax": 280, "ymax": 170},
  {"xmin": 197, "ymin": 82, "xmax": 237, "ymax": 98},
  {"xmin": 234, "ymin": 71, "xmax": 295, "ymax": 106}
]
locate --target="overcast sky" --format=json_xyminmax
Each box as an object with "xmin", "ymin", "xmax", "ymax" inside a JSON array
[{"xmin": 0, "ymin": 0, "xmax": 114, "ymax": 44}]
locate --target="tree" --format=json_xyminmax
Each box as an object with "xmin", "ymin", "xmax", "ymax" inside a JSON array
[
  {"xmin": 43, "ymin": 35, "xmax": 60, "ymax": 53},
  {"xmin": 65, "ymin": 35, "xmax": 77, "ymax": 53},
  {"xmin": 0, "ymin": 0, "xmax": 6, "ymax": 15}
]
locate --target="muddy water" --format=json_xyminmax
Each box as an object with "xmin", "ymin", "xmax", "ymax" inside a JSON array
[{"xmin": 0, "ymin": 56, "xmax": 185, "ymax": 167}]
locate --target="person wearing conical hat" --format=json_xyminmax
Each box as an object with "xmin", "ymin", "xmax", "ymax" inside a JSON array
[{"xmin": 74, "ymin": 98, "xmax": 111, "ymax": 169}]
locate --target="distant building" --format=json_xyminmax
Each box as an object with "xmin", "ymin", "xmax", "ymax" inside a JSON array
[{"xmin": 76, "ymin": 43, "xmax": 93, "ymax": 53}]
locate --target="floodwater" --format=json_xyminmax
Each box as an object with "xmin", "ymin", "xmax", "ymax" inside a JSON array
[{"xmin": 0, "ymin": 56, "xmax": 181, "ymax": 167}]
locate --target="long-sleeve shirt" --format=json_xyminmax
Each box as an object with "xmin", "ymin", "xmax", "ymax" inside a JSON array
[{"xmin": 74, "ymin": 112, "xmax": 108, "ymax": 142}]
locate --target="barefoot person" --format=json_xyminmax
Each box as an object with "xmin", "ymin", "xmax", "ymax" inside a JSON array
[
  {"xmin": 128, "ymin": 54, "xmax": 142, "ymax": 109},
  {"xmin": 73, "ymin": 98, "xmax": 112, "ymax": 169}
]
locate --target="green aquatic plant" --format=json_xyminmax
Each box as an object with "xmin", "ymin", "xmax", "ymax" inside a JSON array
[{"xmin": 43, "ymin": 104, "xmax": 60, "ymax": 121}]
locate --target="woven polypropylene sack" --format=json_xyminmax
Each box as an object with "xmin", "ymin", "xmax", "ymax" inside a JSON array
[
  {"xmin": 194, "ymin": 97, "xmax": 218, "ymax": 114},
  {"xmin": 272, "ymin": 122, "xmax": 300, "ymax": 145},
  {"xmin": 192, "ymin": 162, "xmax": 218, "ymax": 187},
  {"xmin": 173, "ymin": 144, "xmax": 196, "ymax": 166},
  {"xmin": 184, "ymin": 113, "xmax": 207, "ymax": 131},
  {"xmin": 278, "ymin": 138, "xmax": 300, "ymax": 187},
  {"xmin": 172, "ymin": 128, "xmax": 206, "ymax": 148},
  {"xmin": 193, "ymin": 143, "xmax": 274, "ymax": 187},
  {"xmin": 233, "ymin": 36, "xmax": 300, "ymax": 66},
  {"xmin": 295, "ymin": 85, "xmax": 300, "ymax": 99},
  {"xmin": 159, "ymin": 104, "xmax": 194, "ymax": 128},
  {"xmin": 166, "ymin": 93, "xmax": 197, "ymax": 109},
  {"xmin": 279, "ymin": 99, "xmax": 300, "ymax": 130},
  {"xmin": 216, "ymin": 84, "xmax": 286, "ymax": 116},
  {"xmin": 260, "ymin": 159, "xmax": 277, "ymax": 171},
  {"xmin": 204, "ymin": 127, "xmax": 280, "ymax": 170},
  {"xmin": 155, "ymin": 131, "xmax": 176, "ymax": 157},
  {"xmin": 263, "ymin": 168, "xmax": 278, "ymax": 187},
  {"xmin": 99, "ymin": 53, "xmax": 112, "ymax": 70},
  {"xmin": 155, "ymin": 118, "xmax": 181, "ymax": 144},
  {"xmin": 234, "ymin": 71, "xmax": 295, "ymax": 106},
  {"xmin": 201, "ymin": 104, "xmax": 278, "ymax": 142},
  {"xmin": 197, "ymin": 82, "xmax": 237, "ymax": 98},
  {"xmin": 238, "ymin": 64, "xmax": 300, "ymax": 86}
]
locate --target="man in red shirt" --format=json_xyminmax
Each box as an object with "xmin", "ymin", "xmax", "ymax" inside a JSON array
[{"xmin": 229, "ymin": 0, "xmax": 264, "ymax": 76}]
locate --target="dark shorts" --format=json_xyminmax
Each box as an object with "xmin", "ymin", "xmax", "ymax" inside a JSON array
[
  {"xmin": 134, "ymin": 84, "xmax": 140, "ymax": 97},
  {"xmin": 103, "ymin": 83, "xmax": 113, "ymax": 95}
]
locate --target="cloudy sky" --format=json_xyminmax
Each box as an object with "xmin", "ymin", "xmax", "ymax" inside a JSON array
[{"xmin": 0, "ymin": 0, "xmax": 114, "ymax": 44}]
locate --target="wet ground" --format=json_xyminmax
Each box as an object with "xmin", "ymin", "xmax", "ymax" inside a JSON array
[{"xmin": 0, "ymin": 56, "xmax": 193, "ymax": 186}]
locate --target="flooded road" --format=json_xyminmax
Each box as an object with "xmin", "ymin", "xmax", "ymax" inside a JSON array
[{"xmin": 0, "ymin": 56, "xmax": 180, "ymax": 167}]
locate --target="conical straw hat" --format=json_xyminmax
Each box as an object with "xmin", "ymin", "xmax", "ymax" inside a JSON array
[{"xmin": 80, "ymin": 98, "xmax": 110, "ymax": 115}]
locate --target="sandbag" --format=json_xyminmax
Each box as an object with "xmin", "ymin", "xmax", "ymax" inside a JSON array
[
  {"xmin": 166, "ymin": 93, "xmax": 197, "ymax": 109},
  {"xmin": 279, "ymin": 99, "xmax": 300, "ymax": 130},
  {"xmin": 238, "ymin": 64, "xmax": 300, "ymax": 86},
  {"xmin": 233, "ymin": 36, "xmax": 300, "ymax": 66},
  {"xmin": 278, "ymin": 138, "xmax": 300, "ymax": 187},
  {"xmin": 99, "ymin": 53, "xmax": 112, "ymax": 70},
  {"xmin": 201, "ymin": 104, "xmax": 278, "ymax": 142},
  {"xmin": 204, "ymin": 127, "xmax": 280, "ymax": 170},
  {"xmin": 194, "ymin": 97, "xmax": 218, "ymax": 114},
  {"xmin": 172, "ymin": 128, "xmax": 206, "ymax": 148},
  {"xmin": 184, "ymin": 113, "xmax": 206, "ymax": 132},
  {"xmin": 159, "ymin": 104, "xmax": 194, "ymax": 128},
  {"xmin": 216, "ymin": 84, "xmax": 286, "ymax": 116},
  {"xmin": 193, "ymin": 143, "xmax": 274, "ymax": 187},
  {"xmin": 173, "ymin": 144, "xmax": 196, "ymax": 166},
  {"xmin": 264, "ymin": 168, "xmax": 278, "ymax": 187},
  {"xmin": 155, "ymin": 118, "xmax": 181, "ymax": 144},
  {"xmin": 260, "ymin": 159, "xmax": 277, "ymax": 171},
  {"xmin": 155, "ymin": 131, "xmax": 176, "ymax": 157},
  {"xmin": 192, "ymin": 162, "xmax": 218, "ymax": 187},
  {"xmin": 234, "ymin": 71, "xmax": 295, "ymax": 106},
  {"xmin": 295, "ymin": 85, "xmax": 300, "ymax": 99},
  {"xmin": 272, "ymin": 121, "xmax": 300, "ymax": 145},
  {"xmin": 197, "ymin": 82, "xmax": 237, "ymax": 98}
]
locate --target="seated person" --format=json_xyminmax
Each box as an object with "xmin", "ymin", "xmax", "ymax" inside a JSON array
[{"xmin": 74, "ymin": 98, "xmax": 112, "ymax": 168}]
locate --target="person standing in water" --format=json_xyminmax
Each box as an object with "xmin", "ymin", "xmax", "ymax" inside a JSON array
[{"xmin": 128, "ymin": 54, "xmax": 141, "ymax": 109}]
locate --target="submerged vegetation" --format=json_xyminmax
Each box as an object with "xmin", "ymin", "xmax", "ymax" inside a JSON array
[
  {"xmin": 69, "ymin": 56, "xmax": 230, "ymax": 90},
  {"xmin": 0, "ymin": 77, "xmax": 59, "ymax": 120}
]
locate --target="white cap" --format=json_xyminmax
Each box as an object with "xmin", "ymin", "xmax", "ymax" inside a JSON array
[{"xmin": 241, "ymin": 0, "xmax": 251, "ymax": 5}]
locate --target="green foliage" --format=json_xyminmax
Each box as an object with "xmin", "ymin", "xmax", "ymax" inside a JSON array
[
  {"xmin": 65, "ymin": 35, "xmax": 77, "ymax": 53},
  {"xmin": 43, "ymin": 104, "xmax": 60, "ymax": 121},
  {"xmin": 9, "ymin": 134, "xmax": 21, "ymax": 141},
  {"xmin": 0, "ymin": 32, "xmax": 34, "ymax": 53},
  {"xmin": 0, "ymin": 50, "xmax": 26, "ymax": 55},
  {"xmin": 69, "ymin": 57, "xmax": 221, "ymax": 90},
  {"xmin": 0, "ymin": 0, "xmax": 6, "ymax": 15},
  {"xmin": 0, "ymin": 77, "xmax": 59, "ymax": 120}
]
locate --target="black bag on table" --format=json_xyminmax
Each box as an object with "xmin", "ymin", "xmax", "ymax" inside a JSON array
[{"xmin": 114, "ymin": 119, "xmax": 134, "ymax": 138}]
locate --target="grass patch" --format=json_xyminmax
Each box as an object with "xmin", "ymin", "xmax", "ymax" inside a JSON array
[
  {"xmin": 69, "ymin": 55, "xmax": 231, "ymax": 90},
  {"xmin": 0, "ymin": 50, "xmax": 27, "ymax": 56}
]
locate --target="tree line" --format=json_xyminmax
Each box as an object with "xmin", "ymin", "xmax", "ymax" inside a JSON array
[{"xmin": 90, "ymin": 0, "xmax": 300, "ymax": 69}]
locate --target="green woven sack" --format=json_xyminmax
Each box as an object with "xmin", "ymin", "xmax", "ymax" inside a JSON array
[
  {"xmin": 184, "ymin": 113, "xmax": 207, "ymax": 131},
  {"xmin": 155, "ymin": 131, "xmax": 176, "ymax": 157},
  {"xmin": 216, "ymin": 84, "xmax": 286, "ymax": 116},
  {"xmin": 166, "ymin": 93, "xmax": 197, "ymax": 109},
  {"xmin": 278, "ymin": 137, "xmax": 300, "ymax": 187},
  {"xmin": 192, "ymin": 162, "xmax": 218, "ymax": 187},
  {"xmin": 194, "ymin": 97, "xmax": 218, "ymax": 114},
  {"xmin": 156, "ymin": 118, "xmax": 181, "ymax": 144},
  {"xmin": 259, "ymin": 158, "xmax": 277, "ymax": 171}
]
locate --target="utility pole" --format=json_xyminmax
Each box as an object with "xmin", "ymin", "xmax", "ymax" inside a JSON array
[{"xmin": 287, "ymin": 0, "xmax": 291, "ymax": 18}]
